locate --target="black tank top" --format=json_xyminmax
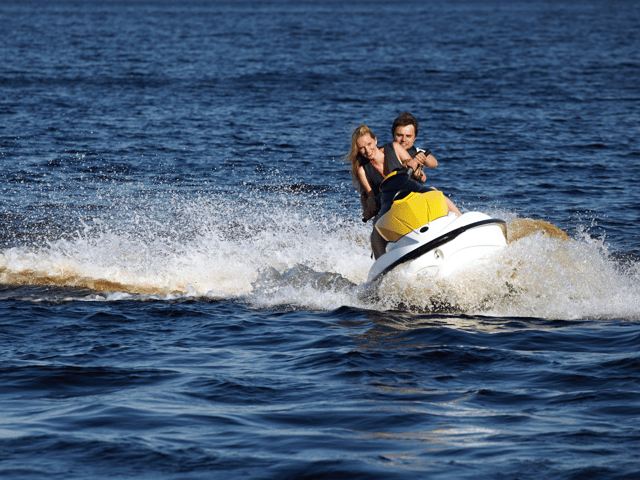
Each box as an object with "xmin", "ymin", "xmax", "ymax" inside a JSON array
[{"xmin": 362, "ymin": 144, "xmax": 405, "ymax": 197}]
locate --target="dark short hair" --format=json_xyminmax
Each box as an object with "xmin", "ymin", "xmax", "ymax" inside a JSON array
[{"xmin": 391, "ymin": 112, "xmax": 419, "ymax": 138}]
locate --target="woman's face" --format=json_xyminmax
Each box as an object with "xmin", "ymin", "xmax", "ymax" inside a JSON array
[{"xmin": 356, "ymin": 134, "xmax": 377, "ymax": 160}]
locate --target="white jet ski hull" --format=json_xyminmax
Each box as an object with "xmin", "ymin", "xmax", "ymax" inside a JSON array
[{"xmin": 367, "ymin": 212, "xmax": 507, "ymax": 283}]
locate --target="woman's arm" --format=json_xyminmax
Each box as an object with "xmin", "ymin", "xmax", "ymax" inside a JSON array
[
  {"xmin": 356, "ymin": 165, "xmax": 373, "ymax": 194},
  {"xmin": 392, "ymin": 142, "xmax": 413, "ymax": 164},
  {"xmin": 357, "ymin": 166, "xmax": 377, "ymax": 220}
]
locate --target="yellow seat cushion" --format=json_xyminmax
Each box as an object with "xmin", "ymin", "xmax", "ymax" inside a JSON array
[{"xmin": 375, "ymin": 191, "xmax": 449, "ymax": 242}]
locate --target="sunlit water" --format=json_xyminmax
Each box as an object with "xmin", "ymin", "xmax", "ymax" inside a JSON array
[{"xmin": 1, "ymin": 0, "xmax": 640, "ymax": 478}]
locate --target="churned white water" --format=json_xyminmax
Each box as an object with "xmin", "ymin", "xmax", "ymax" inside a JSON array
[{"xmin": 2, "ymin": 192, "xmax": 638, "ymax": 319}]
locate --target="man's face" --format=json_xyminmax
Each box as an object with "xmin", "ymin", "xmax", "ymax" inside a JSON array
[{"xmin": 394, "ymin": 125, "xmax": 416, "ymax": 149}]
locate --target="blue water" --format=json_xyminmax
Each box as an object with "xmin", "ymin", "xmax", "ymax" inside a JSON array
[{"xmin": 1, "ymin": 0, "xmax": 640, "ymax": 478}]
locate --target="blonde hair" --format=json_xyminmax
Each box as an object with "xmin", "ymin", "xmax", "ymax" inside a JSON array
[{"xmin": 344, "ymin": 124, "xmax": 376, "ymax": 192}]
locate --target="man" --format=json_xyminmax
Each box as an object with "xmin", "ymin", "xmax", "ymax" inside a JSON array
[
  {"xmin": 367, "ymin": 113, "xmax": 447, "ymax": 260},
  {"xmin": 391, "ymin": 112, "xmax": 438, "ymax": 180}
]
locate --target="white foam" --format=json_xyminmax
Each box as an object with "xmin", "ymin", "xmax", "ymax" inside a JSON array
[
  {"xmin": 376, "ymin": 229, "xmax": 640, "ymax": 320},
  {"xmin": 1, "ymin": 194, "xmax": 638, "ymax": 319}
]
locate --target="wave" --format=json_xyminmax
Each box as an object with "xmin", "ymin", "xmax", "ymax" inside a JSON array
[{"xmin": 1, "ymin": 195, "xmax": 638, "ymax": 319}]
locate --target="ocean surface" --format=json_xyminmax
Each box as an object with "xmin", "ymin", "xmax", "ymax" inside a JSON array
[{"xmin": 1, "ymin": 0, "xmax": 640, "ymax": 478}]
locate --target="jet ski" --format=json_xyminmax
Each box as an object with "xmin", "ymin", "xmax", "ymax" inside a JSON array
[{"xmin": 367, "ymin": 167, "xmax": 507, "ymax": 283}]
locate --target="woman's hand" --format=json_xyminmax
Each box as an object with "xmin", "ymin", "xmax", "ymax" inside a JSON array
[
  {"xmin": 413, "ymin": 166, "xmax": 426, "ymax": 182},
  {"xmin": 362, "ymin": 191, "xmax": 377, "ymax": 221}
]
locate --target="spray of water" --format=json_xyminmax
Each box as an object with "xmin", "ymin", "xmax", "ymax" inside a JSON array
[{"xmin": 1, "ymin": 191, "xmax": 638, "ymax": 319}]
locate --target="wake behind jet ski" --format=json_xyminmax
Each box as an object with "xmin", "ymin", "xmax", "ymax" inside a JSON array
[{"xmin": 367, "ymin": 167, "xmax": 507, "ymax": 283}]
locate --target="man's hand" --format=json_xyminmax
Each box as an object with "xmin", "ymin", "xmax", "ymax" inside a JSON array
[
  {"xmin": 405, "ymin": 157, "xmax": 426, "ymax": 182},
  {"xmin": 414, "ymin": 151, "xmax": 428, "ymax": 165},
  {"xmin": 413, "ymin": 166, "xmax": 426, "ymax": 182},
  {"xmin": 415, "ymin": 151, "xmax": 438, "ymax": 168}
]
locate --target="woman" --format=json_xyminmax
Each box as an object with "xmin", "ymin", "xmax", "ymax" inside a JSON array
[{"xmin": 345, "ymin": 124, "xmax": 461, "ymax": 259}]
